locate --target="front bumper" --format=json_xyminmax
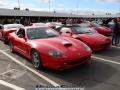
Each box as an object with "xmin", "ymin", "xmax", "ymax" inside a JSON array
[{"xmin": 41, "ymin": 53, "xmax": 92, "ymax": 70}]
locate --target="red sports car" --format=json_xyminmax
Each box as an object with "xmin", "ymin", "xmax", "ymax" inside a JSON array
[
  {"xmin": 56, "ymin": 25, "xmax": 111, "ymax": 51},
  {"xmin": 80, "ymin": 22, "xmax": 112, "ymax": 35},
  {"xmin": 0, "ymin": 24, "xmax": 23, "ymax": 44},
  {"xmin": 0, "ymin": 24, "xmax": 4, "ymax": 40},
  {"xmin": 8, "ymin": 26, "xmax": 92, "ymax": 70}
]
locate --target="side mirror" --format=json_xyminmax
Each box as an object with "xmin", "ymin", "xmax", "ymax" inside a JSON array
[
  {"xmin": 18, "ymin": 34, "xmax": 24, "ymax": 38},
  {"xmin": 88, "ymin": 26, "xmax": 92, "ymax": 28},
  {"xmin": 59, "ymin": 32, "xmax": 62, "ymax": 35}
]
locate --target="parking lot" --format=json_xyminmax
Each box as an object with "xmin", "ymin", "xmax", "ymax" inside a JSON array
[{"xmin": 0, "ymin": 35, "xmax": 120, "ymax": 90}]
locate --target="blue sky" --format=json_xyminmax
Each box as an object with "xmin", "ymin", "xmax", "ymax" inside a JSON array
[{"xmin": 0, "ymin": 0, "xmax": 120, "ymax": 15}]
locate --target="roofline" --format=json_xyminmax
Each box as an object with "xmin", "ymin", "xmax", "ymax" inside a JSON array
[{"xmin": 0, "ymin": 8, "xmax": 119, "ymax": 18}]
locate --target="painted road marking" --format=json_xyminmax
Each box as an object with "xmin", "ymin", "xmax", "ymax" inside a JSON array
[
  {"xmin": 0, "ymin": 79, "xmax": 26, "ymax": 90},
  {"xmin": 92, "ymin": 56, "xmax": 120, "ymax": 65},
  {"xmin": 111, "ymin": 46, "xmax": 120, "ymax": 49},
  {"xmin": 3, "ymin": 49, "xmax": 10, "ymax": 52},
  {"xmin": 0, "ymin": 50, "xmax": 60, "ymax": 86}
]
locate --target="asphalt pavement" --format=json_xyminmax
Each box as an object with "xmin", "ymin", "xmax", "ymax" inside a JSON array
[{"xmin": 0, "ymin": 35, "xmax": 120, "ymax": 90}]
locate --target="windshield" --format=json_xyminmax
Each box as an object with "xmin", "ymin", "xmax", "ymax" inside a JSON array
[
  {"xmin": 72, "ymin": 27, "xmax": 98, "ymax": 34},
  {"xmin": 27, "ymin": 27, "xmax": 60, "ymax": 39},
  {"xmin": 91, "ymin": 23, "xmax": 101, "ymax": 27},
  {"xmin": 35, "ymin": 23, "xmax": 47, "ymax": 26},
  {"xmin": 7, "ymin": 24, "xmax": 23, "ymax": 29}
]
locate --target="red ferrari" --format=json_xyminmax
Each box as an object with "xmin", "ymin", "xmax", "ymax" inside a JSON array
[
  {"xmin": 8, "ymin": 26, "xmax": 92, "ymax": 70},
  {"xmin": 0, "ymin": 24, "xmax": 4, "ymax": 40},
  {"xmin": 0, "ymin": 24, "xmax": 23, "ymax": 44},
  {"xmin": 80, "ymin": 22, "xmax": 112, "ymax": 35},
  {"xmin": 55, "ymin": 25, "xmax": 111, "ymax": 51}
]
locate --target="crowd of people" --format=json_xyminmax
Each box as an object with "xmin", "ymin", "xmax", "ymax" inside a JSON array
[
  {"xmin": 1, "ymin": 16, "xmax": 120, "ymax": 46},
  {"xmin": 0, "ymin": 16, "xmax": 109, "ymax": 26}
]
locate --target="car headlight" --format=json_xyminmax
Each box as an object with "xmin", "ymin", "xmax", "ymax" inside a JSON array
[
  {"xmin": 83, "ymin": 44, "xmax": 91, "ymax": 52},
  {"xmin": 48, "ymin": 50, "xmax": 67, "ymax": 58}
]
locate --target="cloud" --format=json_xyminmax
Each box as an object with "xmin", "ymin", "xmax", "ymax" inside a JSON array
[
  {"xmin": 0, "ymin": 1, "xmax": 36, "ymax": 7},
  {"xmin": 57, "ymin": 4, "xmax": 65, "ymax": 7},
  {"xmin": 96, "ymin": 0, "xmax": 120, "ymax": 2},
  {"xmin": 0, "ymin": 1, "xmax": 9, "ymax": 6},
  {"xmin": 38, "ymin": 0, "xmax": 54, "ymax": 2},
  {"xmin": 27, "ymin": 7, "xmax": 110, "ymax": 15}
]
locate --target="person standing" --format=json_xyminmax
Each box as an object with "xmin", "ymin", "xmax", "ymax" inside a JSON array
[
  {"xmin": 20, "ymin": 17, "xmax": 24, "ymax": 25},
  {"xmin": 112, "ymin": 18, "xmax": 120, "ymax": 46},
  {"xmin": 116, "ymin": 18, "xmax": 120, "ymax": 44},
  {"xmin": 24, "ymin": 19, "xmax": 28, "ymax": 26}
]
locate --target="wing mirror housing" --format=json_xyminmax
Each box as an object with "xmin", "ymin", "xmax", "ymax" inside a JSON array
[
  {"xmin": 59, "ymin": 32, "xmax": 62, "ymax": 35},
  {"xmin": 88, "ymin": 26, "xmax": 92, "ymax": 28},
  {"xmin": 18, "ymin": 34, "xmax": 24, "ymax": 38}
]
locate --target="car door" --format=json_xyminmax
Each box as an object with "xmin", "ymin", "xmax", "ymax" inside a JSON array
[
  {"xmin": 0, "ymin": 26, "xmax": 3, "ymax": 39},
  {"xmin": 60, "ymin": 27, "xmax": 73, "ymax": 37},
  {"xmin": 14, "ymin": 28, "xmax": 27, "ymax": 55}
]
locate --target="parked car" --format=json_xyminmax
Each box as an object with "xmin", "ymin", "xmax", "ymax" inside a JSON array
[
  {"xmin": 0, "ymin": 24, "xmax": 23, "ymax": 44},
  {"xmin": 0, "ymin": 24, "xmax": 4, "ymax": 40},
  {"xmin": 80, "ymin": 22, "xmax": 112, "ymax": 35},
  {"xmin": 55, "ymin": 24, "xmax": 111, "ymax": 51},
  {"xmin": 97, "ymin": 18, "xmax": 114, "ymax": 30},
  {"xmin": 8, "ymin": 26, "xmax": 92, "ymax": 70}
]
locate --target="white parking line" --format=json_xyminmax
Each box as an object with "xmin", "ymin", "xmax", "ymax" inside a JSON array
[
  {"xmin": 0, "ymin": 50, "xmax": 60, "ymax": 86},
  {"xmin": 0, "ymin": 79, "xmax": 26, "ymax": 90},
  {"xmin": 111, "ymin": 46, "xmax": 120, "ymax": 49},
  {"xmin": 91, "ymin": 56, "xmax": 120, "ymax": 65},
  {"xmin": 3, "ymin": 49, "xmax": 10, "ymax": 52}
]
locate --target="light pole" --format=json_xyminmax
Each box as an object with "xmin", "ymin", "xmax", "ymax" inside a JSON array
[
  {"xmin": 77, "ymin": 1, "xmax": 79, "ymax": 15},
  {"xmin": 48, "ymin": 1, "xmax": 50, "ymax": 12},
  {"xmin": 119, "ymin": 1, "xmax": 120, "ymax": 15},
  {"xmin": 18, "ymin": 0, "xmax": 20, "ymax": 9}
]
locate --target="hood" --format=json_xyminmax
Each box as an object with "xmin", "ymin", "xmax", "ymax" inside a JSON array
[
  {"xmin": 77, "ymin": 33, "xmax": 110, "ymax": 44},
  {"xmin": 31, "ymin": 36, "xmax": 90, "ymax": 58},
  {"xmin": 94, "ymin": 26, "xmax": 111, "ymax": 31}
]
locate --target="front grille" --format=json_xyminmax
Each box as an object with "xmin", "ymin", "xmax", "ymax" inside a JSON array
[
  {"xmin": 101, "ymin": 43, "xmax": 110, "ymax": 47},
  {"xmin": 66, "ymin": 57, "xmax": 89, "ymax": 65}
]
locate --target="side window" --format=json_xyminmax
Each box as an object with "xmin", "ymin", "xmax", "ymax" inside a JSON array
[
  {"xmin": 60, "ymin": 27, "xmax": 71, "ymax": 33},
  {"xmin": 16, "ymin": 28, "xmax": 25, "ymax": 37},
  {"xmin": 0, "ymin": 26, "xmax": 4, "ymax": 30}
]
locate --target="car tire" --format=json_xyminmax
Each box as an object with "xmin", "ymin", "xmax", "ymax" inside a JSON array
[
  {"xmin": 31, "ymin": 50, "xmax": 43, "ymax": 70},
  {"xmin": 2, "ymin": 34, "xmax": 7, "ymax": 44},
  {"xmin": 9, "ymin": 41, "xmax": 14, "ymax": 53}
]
